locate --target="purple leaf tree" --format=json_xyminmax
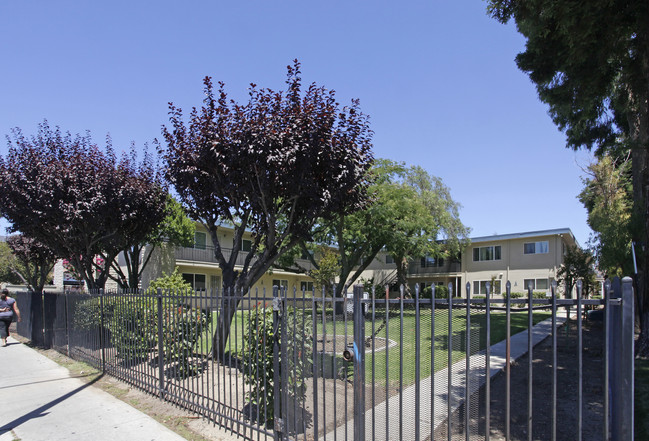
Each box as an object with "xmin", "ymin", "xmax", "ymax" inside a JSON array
[
  {"xmin": 161, "ymin": 60, "xmax": 374, "ymax": 357},
  {"xmin": 0, "ymin": 122, "xmax": 168, "ymax": 290}
]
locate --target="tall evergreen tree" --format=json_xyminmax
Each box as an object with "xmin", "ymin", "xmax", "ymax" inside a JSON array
[{"xmin": 487, "ymin": 0, "xmax": 649, "ymax": 352}]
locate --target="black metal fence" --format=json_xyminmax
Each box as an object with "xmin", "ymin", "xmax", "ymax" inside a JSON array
[{"xmin": 13, "ymin": 277, "xmax": 634, "ymax": 440}]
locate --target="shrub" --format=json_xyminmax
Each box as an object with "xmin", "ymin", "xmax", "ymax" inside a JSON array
[
  {"xmin": 109, "ymin": 298, "xmax": 158, "ymax": 365},
  {"xmin": 505, "ymin": 292, "xmax": 525, "ymax": 299},
  {"xmin": 73, "ymin": 296, "xmax": 106, "ymax": 331},
  {"xmin": 162, "ymin": 304, "xmax": 209, "ymax": 377},
  {"xmin": 240, "ymin": 305, "xmax": 313, "ymax": 427},
  {"xmin": 72, "ymin": 271, "xmax": 207, "ymax": 376},
  {"xmin": 421, "ymin": 285, "xmax": 449, "ymax": 299},
  {"xmin": 473, "ymin": 295, "xmax": 486, "ymax": 300}
]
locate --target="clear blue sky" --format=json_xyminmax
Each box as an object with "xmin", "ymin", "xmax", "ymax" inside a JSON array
[{"xmin": 0, "ymin": 0, "xmax": 594, "ymax": 246}]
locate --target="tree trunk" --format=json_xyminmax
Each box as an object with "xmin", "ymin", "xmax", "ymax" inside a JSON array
[
  {"xmin": 212, "ymin": 287, "xmax": 243, "ymax": 362},
  {"xmin": 395, "ymin": 255, "xmax": 411, "ymax": 297}
]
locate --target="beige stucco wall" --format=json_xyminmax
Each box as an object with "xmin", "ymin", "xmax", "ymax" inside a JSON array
[{"xmin": 461, "ymin": 232, "xmax": 576, "ymax": 297}]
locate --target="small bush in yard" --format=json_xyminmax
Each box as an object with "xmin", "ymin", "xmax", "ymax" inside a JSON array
[
  {"xmin": 421, "ymin": 285, "xmax": 449, "ymax": 299},
  {"xmin": 162, "ymin": 304, "xmax": 209, "ymax": 378},
  {"xmin": 72, "ymin": 271, "xmax": 208, "ymax": 377},
  {"xmin": 109, "ymin": 298, "xmax": 158, "ymax": 365},
  {"xmin": 240, "ymin": 305, "xmax": 313, "ymax": 427}
]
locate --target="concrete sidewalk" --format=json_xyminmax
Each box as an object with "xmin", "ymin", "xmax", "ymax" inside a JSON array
[{"xmin": 0, "ymin": 336, "xmax": 239, "ymax": 441}]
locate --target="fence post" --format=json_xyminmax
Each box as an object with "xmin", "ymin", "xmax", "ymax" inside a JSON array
[
  {"xmin": 30, "ymin": 290, "xmax": 45, "ymax": 347},
  {"xmin": 609, "ymin": 277, "xmax": 634, "ymax": 441},
  {"xmin": 156, "ymin": 288, "xmax": 165, "ymax": 398},
  {"xmin": 272, "ymin": 285, "xmax": 283, "ymax": 440},
  {"xmin": 620, "ymin": 277, "xmax": 634, "ymax": 441},
  {"xmin": 99, "ymin": 289, "xmax": 106, "ymax": 373},
  {"xmin": 353, "ymin": 284, "xmax": 366, "ymax": 441}
]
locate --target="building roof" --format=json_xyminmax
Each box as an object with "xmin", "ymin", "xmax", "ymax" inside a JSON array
[{"xmin": 470, "ymin": 228, "xmax": 577, "ymax": 246}]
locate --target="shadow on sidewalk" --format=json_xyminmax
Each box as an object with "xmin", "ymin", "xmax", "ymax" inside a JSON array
[{"xmin": 0, "ymin": 374, "xmax": 104, "ymax": 435}]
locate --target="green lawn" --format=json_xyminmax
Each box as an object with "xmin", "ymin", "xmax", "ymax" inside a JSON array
[
  {"xmin": 196, "ymin": 306, "xmax": 551, "ymax": 387},
  {"xmin": 636, "ymin": 357, "xmax": 649, "ymax": 439},
  {"xmin": 315, "ymin": 308, "xmax": 551, "ymax": 385}
]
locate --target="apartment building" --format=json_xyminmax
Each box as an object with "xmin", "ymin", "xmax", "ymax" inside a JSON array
[
  {"xmin": 461, "ymin": 228, "xmax": 577, "ymax": 297},
  {"xmin": 360, "ymin": 228, "xmax": 578, "ymax": 298},
  {"xmin": 53, "ymin": 226, "xmax": 579, "ymax": 298}
]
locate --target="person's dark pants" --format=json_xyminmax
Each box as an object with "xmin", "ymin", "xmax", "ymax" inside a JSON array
[{"xmin": 0, "ymin": 318, "xmax": 12, "ymax": 339}]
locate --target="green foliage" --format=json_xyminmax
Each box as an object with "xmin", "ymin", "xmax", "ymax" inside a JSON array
[
  {"xmin": 73, "ymin": 270, "xmax": 206, "ymax": 377},
  {"xmin": 474, "ymin": 295, "xmax": 486, "ymax": 300},
  {"xmin": 381, "ymin": 161, "xmax": 470, "ymax": 295},
  {"xmin": 240, "ymin": 306, "xmax": 313, "ymax": 427},
  {"xmin": 147, "ymin": 268, "xmax": 192, "ymax": 292},
  {"xmin": 503, "ymin": 291, "xmax": 547, "ymax": 300},
  {"xmin": 152, "ymin": 195, "xmax": 196, "ymax": 247},
  {"xmin": 162, "ymin": 304, "xmax": 209, "ymax": 377},
  {"xmin": 486, "ymin": 0, "xmax": 649, "ymax": 350},
  {"xmin": 0, "ymin": 241, "xmax": 22, "ymax": 285},
  {"xmin": 579, "ymin": 156, "xmax": 633, "ymax": 277},
  {"xmin": 421, "ymin": 284, "xmax": 449, "ymax": 299},
  {"xmin": 506, "ymin": 292, "xmax": 525, "ymax": 299},
  {"xmin": 309, "ymin": 247, "xmax": 340, "ymax": 296},
  {"xmin": 109, "ymin": 298, "xmax": 158, "ymax": 364},
  {"xmin": 73, "ymin": 297, "xmax": 109, "ymax": 332},
  {"xmin": 556, "ymin": 244, "xmax": 599, "ymax": 298}
]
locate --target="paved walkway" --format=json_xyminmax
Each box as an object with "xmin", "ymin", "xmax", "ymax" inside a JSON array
[
  {"xmin": 322, "ymin": 315, "xmax": 568, "ymax": 441},
  {"xmin": 0, "ymin": 336, "xmax": 240, "ymax": 441}
]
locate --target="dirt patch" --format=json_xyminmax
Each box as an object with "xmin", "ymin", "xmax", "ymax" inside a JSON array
[{"xmin": 433, "ymin": 317, "xmax": 606, "ymax": 440}]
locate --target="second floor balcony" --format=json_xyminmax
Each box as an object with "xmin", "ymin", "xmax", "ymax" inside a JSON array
[
  {"xmin": 174, "ymin": 244, "xmax": 316, "ymax": 273},
  {"xmin": 408, "ymin": 257, "xmax": 461, "ymax": 275}
]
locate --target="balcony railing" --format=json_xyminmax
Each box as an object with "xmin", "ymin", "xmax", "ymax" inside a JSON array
[
  {"xmin": 407, "ymin": 261, "xmax": 462, "ymax": 275},
  {"xmin": 174, "ymin": 245, "xmax": 316, "ymax": 273}
]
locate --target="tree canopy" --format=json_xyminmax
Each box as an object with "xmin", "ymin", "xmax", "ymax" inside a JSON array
[
  {"xmin": 161, "ymin": 60, "xmax": 373, "ymax": 356},
  {"xmin": 300, "ymin": 158, "xmax": 469, "ymax": 298},
  {"xmin": 109, "ymin": 195, "xmax": 195, "ymax": 290},
  {"xmin": 0, "ymin": 241, "xmax": 22, "ymax": 285},
  {"xmin": 6, "ymin": 235, "xmax": 56, "ymax": 294},
  {"xmin": 556, "ymin": 244, "xmax": 598, "ymax": 299},
  {"xmin": 0, "ymin": 122, "xmax": 168, "ymax": 289},
  {"xmin": 579, "ymin": 155, "xmax": 634, "ymax": 277},
  {"xmin": 382, "ymin": 162, "xmax": 469, "ymax": 295}
]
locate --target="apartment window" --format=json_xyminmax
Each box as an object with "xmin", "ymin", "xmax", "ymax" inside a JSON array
[
  {"xmin": 241, "ymin": 239, "xmax": 252, "ymax": 252},
  {"xmin": 193, "ymin": 232, "xmax": 207, "ymax": 250},
  {"xmin": 473, "ymin": 245, "xmax": 501, "ymax": 261},
  {"xmin": 386, "ymin": 255, "xmax": 394, "ymax": 264},
  {"xmin": 421, "ymin": 256, "xmax": 445, "ymax": 268},
  {"xmin": 183, "ymin": 273, "xmax": 206, "ymax": 290},
  {"xmin": 210, "ymin": 275, "xmax": 221, "ymax": 291},
  {"xmin": 523, "ymin": 278, "xmax": 549, "ymax": 290},
  {"xmin": 524, "ymin": 241, "xmax": 549, "ymax": 255},
  {"xmin": 472, "ymin": 280, "xmax": 502, "ymax": 295},
  {"xmin": 300, "ymin": 281, "xmax": 314, "ymax": 292},
  {"xmin": 273, "ymin": 279, "xmax": 289, "ymax": 290}
]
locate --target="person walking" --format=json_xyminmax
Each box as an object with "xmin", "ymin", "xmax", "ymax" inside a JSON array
[{"xmin": 0, "ymin": 288, "xmax": 21, "ymax": 346}]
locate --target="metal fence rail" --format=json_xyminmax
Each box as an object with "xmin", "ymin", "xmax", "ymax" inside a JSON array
[{"xmin": 13, "ymin": 276, "xmax": 634, "ymax": 441}]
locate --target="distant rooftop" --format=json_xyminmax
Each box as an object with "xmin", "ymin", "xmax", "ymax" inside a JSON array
[{"xmin": 470, "ymin": 228, "xmax": 577, "ymax": 246}]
